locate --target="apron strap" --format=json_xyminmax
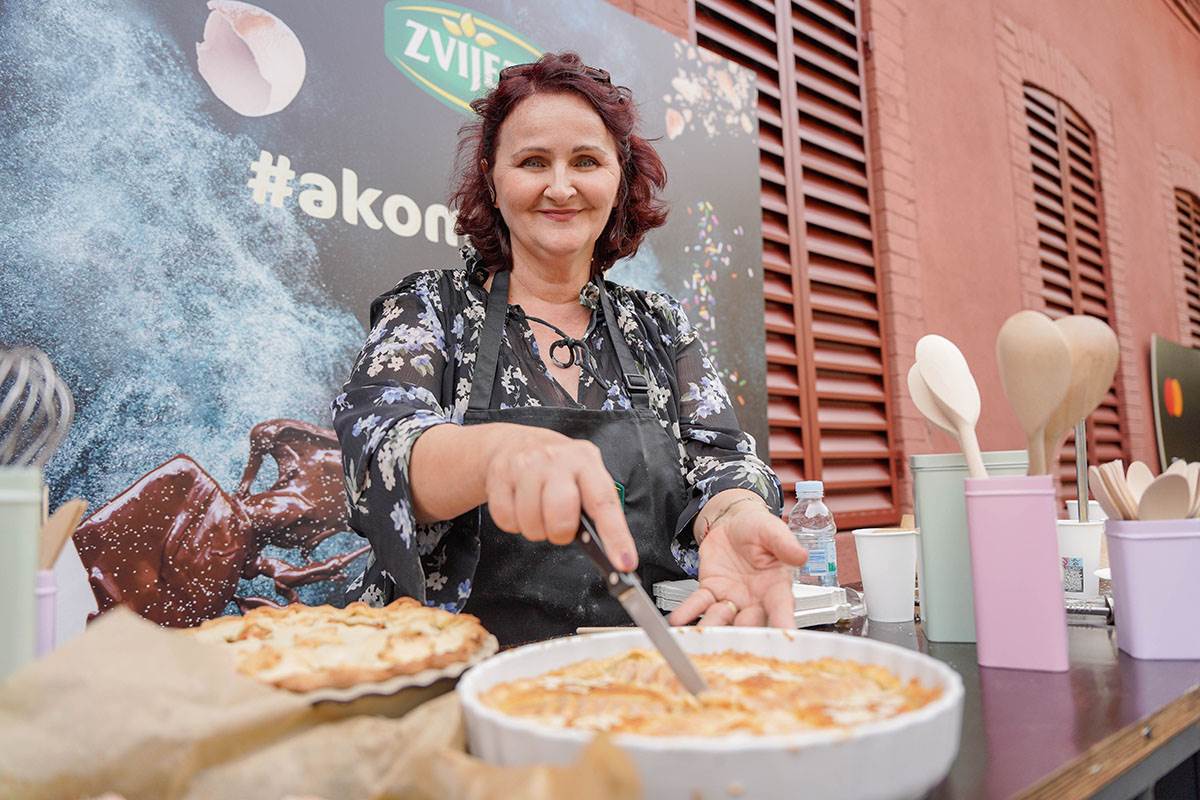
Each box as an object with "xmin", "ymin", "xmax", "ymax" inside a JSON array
[
  {"xmin": 467, "ymin": 269, "xmax": 511, "ymax": 412},
  {"xmin": 598, "ymin": 280, "xmax": 650, "ymax": 407},
  {"xmin": 466, "ymin": 269, "xmax": 649, "ymax": 411}
]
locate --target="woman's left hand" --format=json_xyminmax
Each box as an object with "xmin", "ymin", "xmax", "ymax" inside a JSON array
[{"xmin": 667, "ymin": 500, "xmax": 809, "ymax": 629}]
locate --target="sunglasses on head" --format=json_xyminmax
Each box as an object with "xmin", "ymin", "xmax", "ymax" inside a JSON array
[{"xmin": 499, "ymin": 62, "xmax": 612, "ymax": 85}]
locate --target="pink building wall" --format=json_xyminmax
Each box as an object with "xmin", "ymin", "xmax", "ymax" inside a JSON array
[{"xmin": 614, "ymin": 0, "xmax": 1200, "ymax": 514}]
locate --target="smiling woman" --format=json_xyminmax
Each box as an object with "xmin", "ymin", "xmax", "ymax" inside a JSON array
[{"xmin": 332, "ymin": 52, "xmax": 805, "ymax": 646}]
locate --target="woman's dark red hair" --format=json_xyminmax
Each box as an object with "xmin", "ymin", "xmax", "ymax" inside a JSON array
[{"xmin": 450, "ymin": 51, "xmax": 668, "ymax": 277}]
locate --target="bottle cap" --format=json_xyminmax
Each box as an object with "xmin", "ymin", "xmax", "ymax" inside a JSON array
[{"xmin": 795, "ymin": 480, "xmax": 824, "ymax": 498}]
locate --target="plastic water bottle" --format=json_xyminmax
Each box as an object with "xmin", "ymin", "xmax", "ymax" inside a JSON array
[{"xmin": 787, "ymin": 481, "xmax": 838, "ymax": 587}]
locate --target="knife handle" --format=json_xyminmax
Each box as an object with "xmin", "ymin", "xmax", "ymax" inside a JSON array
[{"xmin": 577, "ymin": 513, "xmax": 641, "ymax": 599}]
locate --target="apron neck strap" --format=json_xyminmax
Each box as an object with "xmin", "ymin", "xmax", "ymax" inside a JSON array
[
  {"xmin": 597, "ymin": 279, "xmax": 649, "ymax": 405},
  {"xmin": 467, "ymin": 269, "xmax": 512, "ymax": 412},
  {"xmin": 467, "ymin": 269, "xmax": 649, "ymax": 411}
]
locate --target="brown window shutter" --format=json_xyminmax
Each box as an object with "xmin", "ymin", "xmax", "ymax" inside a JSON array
[
  {"xmin": 692, "ymin": 0, "xmax": 899, "ymax": 526},
  {"xmin": 1175, "ymin": 189, "xmax": 1200, "ymax": 345},
  {"xmin": 1022, "ymin": 85, "xmax": 1129, "ymax": 494}
]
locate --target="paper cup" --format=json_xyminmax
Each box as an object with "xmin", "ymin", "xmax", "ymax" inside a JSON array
[
  {"xmin": 852, "ymin": 528, "xmax": 917, "ymax": 623},
  {"xmin": 1055, "ymin": 520, "xmax": 1104, "ymax": 599},
  {"xmin": 1065, "ymin": 500, "xmax": 1106, "ymax": 522}
]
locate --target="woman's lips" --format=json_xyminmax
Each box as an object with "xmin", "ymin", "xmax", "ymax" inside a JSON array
[{"xmin": 538, "ymin": 209, "xmax": 581, "ymax": 222}]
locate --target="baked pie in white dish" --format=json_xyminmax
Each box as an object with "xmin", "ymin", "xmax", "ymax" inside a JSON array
[
  {"xmin": 479, "ymin": 648, "xmax": 941, "ymax": 736},
  {"xmin": 459, "ymin": 627, "xmax": 963, "ymax": 800}
]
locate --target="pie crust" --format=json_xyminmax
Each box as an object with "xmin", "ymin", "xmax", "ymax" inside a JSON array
[
  {"xmin": 479, "ymin": 648, "xmax": 942, "ymax": 735},
  {"xmin": 189, "ymin": 598, "xmax": 492, "ymax": 692}
]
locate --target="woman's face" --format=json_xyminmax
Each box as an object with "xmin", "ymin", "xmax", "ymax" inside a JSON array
[{"xmin": 491, "ymin": 91, "xmax": 622, "ymax": 271}]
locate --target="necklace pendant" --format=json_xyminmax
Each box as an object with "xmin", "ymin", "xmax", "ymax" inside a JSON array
[{"xmin": 549, "ymin": 339, "xmax": 576, "ymax": 368}]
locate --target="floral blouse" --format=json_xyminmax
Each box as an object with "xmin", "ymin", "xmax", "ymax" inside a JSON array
[{"xmin": 331, "ymin": 256, "xmax": 783, "ymax": 611}]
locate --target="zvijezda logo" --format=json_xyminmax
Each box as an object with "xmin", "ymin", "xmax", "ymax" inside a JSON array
[{"xmin": 385, "ymin": 2, "xmax": 543, "ymax": 114}]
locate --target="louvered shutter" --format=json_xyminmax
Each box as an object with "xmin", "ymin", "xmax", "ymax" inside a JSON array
[
  {"xmin": 1175, "ymin": 189, "xmax": 1200, "ymax": 346},
  {"xmin": 692, "ymin": 0, "xmax": 899, "ymax": 526},
  {"xmin": 1022, "ymin": 85, "xmax": 1129, "ymax": 492}
]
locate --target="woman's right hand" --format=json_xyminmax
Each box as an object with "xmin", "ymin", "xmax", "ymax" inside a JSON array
[{"xmin": 484, "ymin": 425, "xmax": 639, "ymax": 571}]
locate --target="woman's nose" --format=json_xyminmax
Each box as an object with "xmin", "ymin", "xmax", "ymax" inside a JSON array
[{"xmin": 543, "ymin": 166, "xmax": 577, "ymax": 203}]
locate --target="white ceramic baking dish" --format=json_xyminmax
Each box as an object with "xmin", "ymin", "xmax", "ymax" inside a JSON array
[{"xmin": 457, "ymin": 626, "xmax": 963, "ymax": 800}]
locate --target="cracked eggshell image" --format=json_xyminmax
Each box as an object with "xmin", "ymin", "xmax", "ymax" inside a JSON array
[{"xmin": 196, "ymin": 0, "xmax": 306, "ymax": 117}]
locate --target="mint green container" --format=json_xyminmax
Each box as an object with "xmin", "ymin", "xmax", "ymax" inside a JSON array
[
  {"xmin": 911, "ymin": 450, "xmax": 1027, "ymax": 643},
  {"xmin": 0, "ymin": 466, "xmax": 42, "ymax": 680}
]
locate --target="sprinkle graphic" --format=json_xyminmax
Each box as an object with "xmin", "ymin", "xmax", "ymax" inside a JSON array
[
  {"xmin": 663, "ymin": 41, "xmax": 755, "ymax": 140},
  {"xmin": 678, "ymin": 201, "xmax": 750, "ymax": 403}
]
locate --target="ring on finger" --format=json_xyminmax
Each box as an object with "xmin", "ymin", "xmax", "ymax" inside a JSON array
[{"xmin": 720, "ymin": 599, "xmax": 738, "ymax": 616}]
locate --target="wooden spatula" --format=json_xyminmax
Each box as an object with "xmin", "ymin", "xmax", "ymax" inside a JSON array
[
  {"xmin": 1125, "ymin": 461, "xmax": 1155, "ymax": 505},
  {"xmin": 914, "ymin": 335, "xmax": 986, "ymax": 479},
  {"xmin": 38, "ymin": 499, "xmax": 88, "ymax": 570},
  {"xmin": 1100, "ymin": 461, "xmax": 1138, "ymax": 520},
  {"xmin": 1187, "ymin": 463, "xmax": 1200, "ymax": 518},
  {"xmin": 1088, "ymin": 466, "xmax": 1124, "ymax": 520},
  {"xmin": 995, "ymin": 310, "xmax": 1071, "ymax": 476},
  {"xmin": 1137, "ymin": 473, "xmax": 1192, "ymax": 521},
  {"xmin": 1165, "ymin": 459, "xmax": 1189, "ymax": 477}
]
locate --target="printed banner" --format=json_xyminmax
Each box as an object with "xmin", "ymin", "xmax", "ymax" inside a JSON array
[
  {"xmin": 0, "ymin": 0, "xmax": 768, "ymax": 631},
  {"xmin": 1151, "ymin": 335, "xmax": 1200, "ymax": 468}
]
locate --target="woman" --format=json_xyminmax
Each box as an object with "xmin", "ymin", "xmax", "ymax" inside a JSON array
[{"xmin": 332, "ymin": 52, "xmax": 806, "ymax": 646}]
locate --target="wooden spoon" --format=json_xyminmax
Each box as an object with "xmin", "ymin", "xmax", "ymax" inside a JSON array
[
  {"xmin": 1088, "ymin": 466, "xmax": 1124, "ymax": 520},
  {"xmin": 1042, "ymin": 316, "xmax": 1120, "ymax": 475},
  {"xmin": 907, "ymin": 364, "xmax": 958, "ymax": 437},
  {"xmin": 995, "ymin": 310, "xmax": 1072, "ymax": 476},
  {"xmin": 1125, "ymin": 461, "xmax": 1155, "ymax": 505},
  {"xmin": 1137, "ymin": 473, "xmax": 1192, "ymax": 521},
  {"xmin": 38, "ymin": 498, "xmax": 88, "ymax": 570},
  {"xmin": 914, "ymin": 335, "xmax": 987, "ymax": 479}
]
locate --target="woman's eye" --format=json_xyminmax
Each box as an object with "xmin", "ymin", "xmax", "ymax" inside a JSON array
[
  {"xmin": 520, "ymin": 157, "xmax": 546, "ymax": 168},
  {"xmin": 575, "ymin": 156, "xmax": 599, "ymax": 167}
]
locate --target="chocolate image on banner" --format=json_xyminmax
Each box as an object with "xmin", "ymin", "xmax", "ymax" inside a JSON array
[{"xmin": 74, "ymin": 420, "xmax": 366, "ymax": 627}]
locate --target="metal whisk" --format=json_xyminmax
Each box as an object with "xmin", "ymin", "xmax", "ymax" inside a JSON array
[{"xmin": 0, "ymin": 346, "xmax": 74, "ymax": 468}]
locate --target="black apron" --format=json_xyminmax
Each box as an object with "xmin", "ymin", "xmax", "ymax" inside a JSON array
[{"xmin": 459, "ymin": 269, "xmax": 689, "ymax": 646}]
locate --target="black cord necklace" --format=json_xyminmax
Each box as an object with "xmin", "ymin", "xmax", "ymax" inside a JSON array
[
  {"xmin": 522, "ymin": 312, "xmax": 589, "ymax": 369},
  {"xmin": 547, "ymin": 336, "xmax": 586, "ymax": 368}
]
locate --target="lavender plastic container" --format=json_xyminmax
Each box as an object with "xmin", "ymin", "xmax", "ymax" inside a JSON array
[{"xmin": 1105, "ymin": 519, "xmax": 1200, "ymax": 660}]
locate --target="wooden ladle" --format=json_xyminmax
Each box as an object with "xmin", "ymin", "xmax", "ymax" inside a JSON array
[
  {"xmin": 995, "ymin": 310, "xmax": 1072, "ymax": 476},
  {"xmin": 914, "ymin": 335, "xmax": 987, "ymax": 479},
  {"xmin": 1042, "ymin": 315, "xmax": 1119, "ymax": 475}
]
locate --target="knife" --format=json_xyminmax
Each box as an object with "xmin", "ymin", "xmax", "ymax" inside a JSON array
[{"xmin": 576, "ymin": 512, "xmax": 708, "ymax": 695}]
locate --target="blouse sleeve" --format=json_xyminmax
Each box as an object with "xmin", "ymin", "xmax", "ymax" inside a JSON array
[
  {"xmin": 661, "ymin": 296, "xmax": 784, "ymax": 575},
  {"xmin": 330, "ymin": 270, "xmax": 462, "ymax": 604}
]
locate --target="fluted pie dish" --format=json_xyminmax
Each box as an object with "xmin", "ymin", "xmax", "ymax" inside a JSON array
[{"xmin": 458, "ymin": 626, "xmax": 963, "ymax": 800}]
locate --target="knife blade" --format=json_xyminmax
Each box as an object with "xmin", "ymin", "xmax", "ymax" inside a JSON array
[{"xmin": 576, "ymin": 512, "xmax": 708, "ymax": 695}]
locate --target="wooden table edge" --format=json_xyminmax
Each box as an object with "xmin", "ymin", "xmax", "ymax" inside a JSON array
[{"xmin": 1016, "ymin": 682, "xmax": 1200, "ymax": 799}]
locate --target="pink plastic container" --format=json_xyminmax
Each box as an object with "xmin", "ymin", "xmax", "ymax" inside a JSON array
[
  {"xmin": 964, "ymin": 475, "xmax": 1068, "ymax": 672},
  {"xmin": 1105, "ymin": 519, "xmax": 1200, "ymax": 660},
  {"xmin": 35, "ymin": 570, "xmax": 56, "ymax": 658}
]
